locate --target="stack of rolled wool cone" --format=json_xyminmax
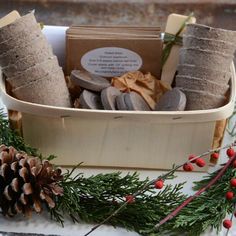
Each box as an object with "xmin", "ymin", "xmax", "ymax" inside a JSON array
[
  {"xmin": 176, "ymin": 23, "xmax": 236, "ymax": 110},
  {"xmin": 0, "ymin": 12, "xmax": 71, "ymax": 107}
]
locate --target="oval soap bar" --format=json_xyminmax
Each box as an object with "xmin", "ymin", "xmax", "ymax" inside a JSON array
[
  {"xmin": 79, "ymin": 89, "xmax": 103, "ymax": 109},
  {"xmin": 155, "ymin": 88, "xmax": 186, "ymax": 111},
  {"xmin": 116, "ymin": 93, "xmax": 128, "ymax": 110},
  {"xmin": 101, "ymin": 86, "xmax": 121, "ymax": 110},
  {"xmin": 70, "ymin": 70, "xmax": 110, "ymax": 92},
  {"xmin": 124, "ymin": 92, "xmax": 151, "ymax": 111}
]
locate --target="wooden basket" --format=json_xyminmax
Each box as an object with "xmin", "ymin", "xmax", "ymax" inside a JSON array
[{"xmin": 0, "ymin": 62, "xmax": 235, "ymax": 170}]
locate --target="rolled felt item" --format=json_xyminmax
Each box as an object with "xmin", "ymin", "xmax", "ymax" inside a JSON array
[
  {"xmin": 78, "ymin": 89, "xmax": 103, "ymax": 109},
  {"xmin": 179, "ymin": 88, "xmax": 226, "ymax": 110},
  {"xmin": 2, "ymin": 50, "xmax": 54, "ymax": 77},
  {"xmin": 0, "ymin": 12, "xmax": 38, "ymax": 43},
  {"xmin": 185, "ymin": 23, "xmax": 236, "ymax": 44},
  {"xmin": 70, "ymin": 70, "xmax": 110, "ymax": 92},
  {"xmin": 177, "ymin": 64, "xmax": 231, "ymax": 85},
  {"xmin": 124, "ymin": 92, "xmax": 151, "ymax": 111},
  {"xmin": 155, "ymin": 88, "xmax": 186, "ymax": 111},
  {"xmin": 182, "ymin": 36, "xmax": 236, "ymax": 55},
  {"xmin": 179, "ymin": 48, "xmax": 234, "ymax": 70},
  {"xmin": 176, "ymin": 75, "xmax": 229, "ymax": 95},
  {"xmin": 7, "ymin": 56, "xmax": 60, "ymax": 89},
  {"xmin": 101, "ymin": 86, "xmax": 121, "ymax": 110},
  {"xmin": 12, "ymin": 68, "xmax": 71, "ymax": 107},
  {"xmin": 116, "ymin": 93, "xmax": 128, "ymax": 110},
  {"xmin": 0, "ymin": 35, "xmax": 52, "ymax": 67},
  {"xmin": 0, "ymin": 24, "xmax": 42, "ymax": 54}
]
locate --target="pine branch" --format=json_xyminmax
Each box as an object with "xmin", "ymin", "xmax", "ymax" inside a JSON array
[
  {"xmin": 0, "ymin": 109, "xmax": 38, "ymax": 155},
  {"xmin": 0, "ymin": 110, "xmax": 56, "ymax": 161},
  {"xmin": 169, "ymin": 161, "xmax": 236, "ymax": 236},
  {"xmin": 153, "ymin": 155, "xmax": 236, "ymax": 231},
  {"xmin": 83, "ymin": 142, "xmax": 236, "ymax": 235},
  {"xmin": 50, "ymin": 171, "xmax": 186, "ymax": 235}
]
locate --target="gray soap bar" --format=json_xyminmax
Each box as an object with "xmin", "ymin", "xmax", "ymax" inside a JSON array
[
  {"xmin": 155, "ymin": 88, "xmax": 186, "ymax": 111},
  {"xmin": 101, "ymin": 86, "xmax": 121, "ymax": 110},
  {"xmin": 116, "ymin": 93, "xmax": 128, "ymax": 110},
  {"xmin": 70, "ymin": 70, "xmax": 110, "ymax": 92},
  {"xmin": 79, "ymin": 89, "xmax": 103, "ymax": 109},
  {"xmin": 124, "ymin": 92, "xmax": 151, "ymax": 111}
]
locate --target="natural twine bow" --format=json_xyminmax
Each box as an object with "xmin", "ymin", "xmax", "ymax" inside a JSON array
[{"xmin": 161, "ymin": 12, "xmax": 194, "ymax": 68}]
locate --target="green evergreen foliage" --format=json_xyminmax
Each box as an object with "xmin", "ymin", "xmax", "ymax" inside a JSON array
[{"xmin": 0, "ymin": 110, "xmax": 235, "ymax": 235}]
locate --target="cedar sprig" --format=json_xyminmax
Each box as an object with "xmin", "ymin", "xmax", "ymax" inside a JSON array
[
  {"xmin": 170, "ymin": 161, "xmax": 236, "ymax": 236},
  {"xmin": 50, "ymin": 169, "xmax": 186, "ymax": 234},
  {"xmin": 0, "ymin": 109, "xmax": 38, "ymax": 155},
  {"xmin": 0, "ymin": 110, "xmax": 56, "ymax": 161}
]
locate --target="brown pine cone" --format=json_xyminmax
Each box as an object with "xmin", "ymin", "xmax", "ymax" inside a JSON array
[{"xmin": 0, "ymin": 144, "xmax": 63, "ymax": 217}]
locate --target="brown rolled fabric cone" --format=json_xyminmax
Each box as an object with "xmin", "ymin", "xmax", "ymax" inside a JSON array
[
  {"xmin": 0, "ymin": 24, "xmax": 42, "ymax": 55},
  {"xmin": 179, "ymin": 88, "xmax": 226, "ymax": 110},
  {"xmin": 12, "ymin": 68, "xmax": 72, "ymax": 107},
  {"xmin": 177, "ymin": 64, "xmax": 231, "ymax": 85},
  {"xmin": 7, "ymin": 56, "xmax": 59, "ymax": 89},
  {"xmin": 179, "ymin": 48, "xmax": 233, "ymax": 70},
  {"xmin": 2, "ymin": 49, "xmax": 54, "ymax": 77},
  {"xmin": 0, "ymin": 35, "xmax": 52, "ymax": 67},
  {"xmin": 185, "ymin": 23, "xmax": 236, "ymax": 44},
  {"xmin": 176, "ymin": 75, "xmax": 229, "ymax": 95},
  {"xmin": 182, "ymin": 36, "xmax": 236, "ymax": 55},
  {"xmin": 0, "ymin": 12, "xmax": 38, "ymax": 42}
]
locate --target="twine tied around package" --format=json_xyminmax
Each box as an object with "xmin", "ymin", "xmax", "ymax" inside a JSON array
[{"xmin": 161, "ymin": 12, "xmax": 194, "ymax": 68}]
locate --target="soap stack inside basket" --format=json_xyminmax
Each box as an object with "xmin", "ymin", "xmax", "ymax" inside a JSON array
[
  {"xmin": 176, "ymin": 23, "xmax": 236, "ymax": 110},
  {"xmin": 0, "ymin": 12, "xmax": 71, "ymax": 107}
]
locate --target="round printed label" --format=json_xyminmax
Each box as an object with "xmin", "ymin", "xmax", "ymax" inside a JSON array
[{"xmin": 81, "ymin": 47, "xmax": 143, "ymax": 77}]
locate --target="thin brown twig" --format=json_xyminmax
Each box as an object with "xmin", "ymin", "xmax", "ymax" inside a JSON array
[
  {"xmin": 154, "ymin": 154, "xmax": 236, "ymax": 230},
  {"xmin": 83, "ymin": 142, "xmax": 236, "ymax": 236}
]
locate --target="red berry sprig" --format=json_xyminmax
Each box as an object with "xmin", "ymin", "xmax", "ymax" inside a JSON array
[
  {"xmin": 155, "ymin": 180, "xmax": 164, "ymax": 189},
  {"xmin": 125, "ymin": 195, "xmax": 135, "ymax": 203},
  {"xmin": 223, "ymin": 219, "xmax": 232, "ymax": 229},
  {"xmin": 226, "ymin": 191, "xmax": 234, "ymax": 200},
  {"xmin": 227, "ymin": 148, "xmax": 235, "ymax": 158}
]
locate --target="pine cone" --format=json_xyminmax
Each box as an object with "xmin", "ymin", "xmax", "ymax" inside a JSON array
[{"xmin": 0, "ymin": 144, "xmax": 63, "ymax": 217}]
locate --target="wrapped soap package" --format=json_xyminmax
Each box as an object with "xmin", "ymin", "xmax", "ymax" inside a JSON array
[{"xmin": 66, "ymin": 26, "xmax": 163, "ymax": 78}]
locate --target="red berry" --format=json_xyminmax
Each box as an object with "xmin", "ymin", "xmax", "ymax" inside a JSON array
[
  {"xmin": 223, "ymin": 219, "xmax": 232, "ymax": 229},
  {"xmin": 188, "ymin": 154, "xmax": 197, "ymax": 163},
  {"xmin": 227, "ymin": 148, "xmax": 235, "ymax": 158},
  {"xmin": 234, "ymin": 211, "xmax": 236, "ymax": 217},
  {"xmin": 196, "ymin": 158, "xmax": 206, "ymax": 167},
  {"xmin": 226, "ymin": 191, "xmax": 234, "ymax": 200},
  {"xmin": 125, "ymin": 195, "xmax": 135, "ymax": 203},
  {"xmin": 155, "ymin": 180, "xmax": 164, "ymax": 189},
  {"xmin": 211, "ymin": 152, "xmax": 219, "ymax": 160},
  {"xmin": 233, "ymin": 160, "xmax": 236, "ymax": 168},
  {"xmin": 230, "ymin": 178, "xmax": 236, "ymax": 187},
  {"xmin": 183, "ymin": 163, "xmax": 194, "ymax": 171}
]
